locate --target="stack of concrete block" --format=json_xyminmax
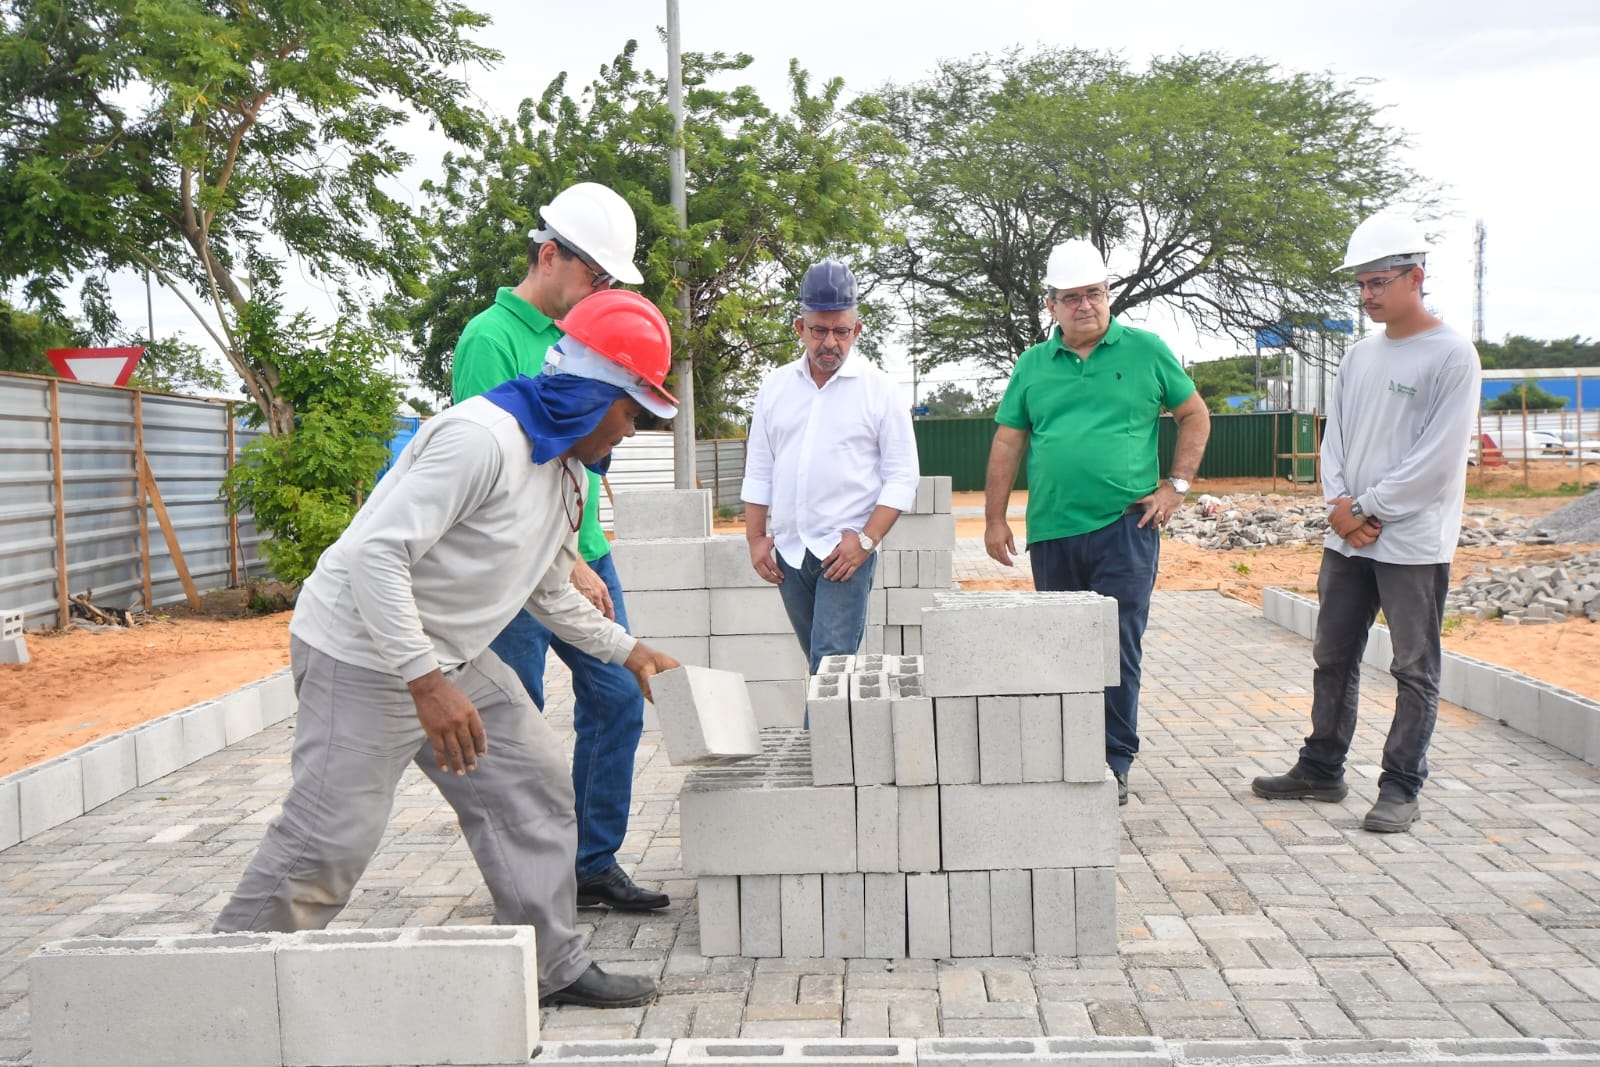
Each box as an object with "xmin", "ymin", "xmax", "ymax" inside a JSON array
[
  {"xmin": 614, "ymin": 479, "xmax": 957, "ymax": 730},
  {"xmin": 28, "ymin": 926, "xmax": 538, "ymax": 1067},
  {"xmin": 685, "ymin": 591, "xmax": 1122, "ymax": 959},
  {"xmin": 1, "ymin": 608, "xmax": 26, "ymax": 664}
]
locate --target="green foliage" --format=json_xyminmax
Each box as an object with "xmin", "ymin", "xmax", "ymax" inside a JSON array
[
  {"xmin": 862, "ymin": 48, "xmax": 1434, "ymax": 375},
  {"xmin": 221, "ymin": 316, "xmax": 401, "ymax": 583},
  {"xmin": 0, "ymin": 0, "xmax": 494, "ymax": 432},
  {"xmin": 1478, "ymin": 335, "xmax": 1600, "ymax": 370},
  {"xmin": 0, "ymin": 299, "xmax": 79, "ymax": 375},
  {"xmin": 1485, "ymin": 380, "xmax": 1568, "ymax": 412},
  {"xmin": 919, "ymin": 382, "xmax": 996, "ymax": 417},
  {"xmin": 1189, "ymin": 355, "xmax": 1262, "ymax": 412},
  {"xmin": 129, "ymin": 336, "xmax": 230, "ymax": 395},
  {"xmin": 398, "ymin": 42, "xmax": 899, "ymax": 433}
]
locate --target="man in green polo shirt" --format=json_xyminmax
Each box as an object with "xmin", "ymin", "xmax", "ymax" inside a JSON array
[
  {"xmin": 451, "ymin": 181, "xmax": 669, "ymax": 911},
  {"xmin": 984, "ymin": 239, "xmax": 1211, "ymax": 807}
]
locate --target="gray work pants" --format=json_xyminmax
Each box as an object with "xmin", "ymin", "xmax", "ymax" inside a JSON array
[{"xmin": 215, "ymin": 637, "xmax": 590, "ymax": 991}]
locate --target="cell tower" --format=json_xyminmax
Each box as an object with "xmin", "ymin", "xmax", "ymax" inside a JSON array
[{"xmin": 1472, "ymin": 219, "xmax": 1486, "ymax": 344}]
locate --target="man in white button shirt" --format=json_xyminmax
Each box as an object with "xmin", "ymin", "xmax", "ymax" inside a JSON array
[{"xmin": 742, "ymin": 259, "xmax": 921, "ymax": 673}]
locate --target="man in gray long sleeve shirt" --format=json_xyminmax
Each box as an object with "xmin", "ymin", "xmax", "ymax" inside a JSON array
[
  {"xmin": 216, "ymin": 289, "xmax": 682, "ymax": 1013},
  {"xmin": 1253, "ymin": 213, "xmax": 1481, "ymax": 834}
]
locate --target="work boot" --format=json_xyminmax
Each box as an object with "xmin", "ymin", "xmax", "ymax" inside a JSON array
[
  {"xmin": 1251, "ymin": 766, "xmax": 1348, "ymax": 802},
  {"xmin": 1362, "ymin": 795, "xmax": 1420, "ymax": 833},
  {"xmin": 540, "ymin": 962, "xmax": 658, "ymax": 1008},
  {"xmin": 577, "ymin": 864, "xmax": 670, "ymax": 911}
]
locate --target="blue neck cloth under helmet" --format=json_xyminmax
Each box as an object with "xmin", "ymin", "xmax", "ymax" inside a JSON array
[{"xmin": 480, "ymin": 373, "xmax": 628, "ymax": 475}]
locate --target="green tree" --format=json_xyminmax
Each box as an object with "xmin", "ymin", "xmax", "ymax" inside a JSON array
[
  {"xmin": 0, "ymin": 299, "xmax": 78, "ymax": 375},
  {"xmin": 919, "ymin": 382, "xmax": 996, "ymax": 417},
  {"xmin": 398, "ymin": 42, "xmax": 899, "ymax": 433},
  {"xmin": 1478, "ymin": 335, "xmax": 1600, "ymax": 370},
  {"xmin": 0, "ymin": 0, "xmax": 494, "ymax": 433},
  {"xmin": 1189, "ymin": 355, "xmax": 1262, "ymax": 412},
  {"xmin": 1486, "ymin": 380, "xmax": 1568, "ymax": 413},
  {"xmin": 862, "ymin": 49, "xmax": 1433, "ymax": 375}
]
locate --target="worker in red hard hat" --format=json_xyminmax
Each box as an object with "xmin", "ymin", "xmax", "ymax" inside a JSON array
[{"xmin": 216, "ymin": 288, "xmax": 679, "ymax": 1012}]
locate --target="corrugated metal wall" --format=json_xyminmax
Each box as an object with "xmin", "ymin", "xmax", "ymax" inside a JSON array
[
  {"xmin": 694, "ymin": 438, "xmax": 748, "ymax": 511},
  {"xmin": 0, "ymin": 373, "xmax": 265, "ymax": 629}
]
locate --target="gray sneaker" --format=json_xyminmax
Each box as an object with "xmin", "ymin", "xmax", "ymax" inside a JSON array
[
  {"xmin": 1362, "ymin": 796, "xmax": 1420, "ymax": 833},
  {"xmin": 1251, "ymin": 767, "xmax": 1349, "ymax": 802}
]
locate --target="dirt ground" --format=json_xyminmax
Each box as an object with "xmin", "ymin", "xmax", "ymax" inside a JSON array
[{"xmin": 5, "ymin": 466, "xmax": 1599, "ymax": 776}]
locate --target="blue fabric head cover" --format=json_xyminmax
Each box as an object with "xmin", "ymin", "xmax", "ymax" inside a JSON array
[{"xmin": 480, "ymin": 372, "xmax": 628, "ymax": 474}]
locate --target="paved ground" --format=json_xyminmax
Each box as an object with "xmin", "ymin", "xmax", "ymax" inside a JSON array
[{"xmin": 3, "ymin": 550, "xmax": 1600, "ymax": 1062}]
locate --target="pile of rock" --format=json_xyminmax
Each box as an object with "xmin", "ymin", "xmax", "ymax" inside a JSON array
[
  {"xmin": 1527, "ymin": 491, "xmax": 1600, "ymax": 545},
  {"xmin": 1447, "ymin": 555, "xmax": 1600, "ymax": 624},
  {"xmin": 1164, "ymin": 495, "xmax": 1534, "ymax": 551}
]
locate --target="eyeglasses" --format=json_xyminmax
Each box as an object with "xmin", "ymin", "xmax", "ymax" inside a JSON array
[
  {"xmin": 560, "ymin": 461, "xmax": 584, "ymax": 533},
  {"xmin": 1355, "ymin": 267, "xmax": 1413, "ymax": 296},
  {"xmin": 553, "ymin": 237, "xmax": 613, "ymax": 290},
  {"xmin": 1051, "ymin": 288, "xmax": 1109, "ymax": 308},
  {"xmin": 806, "ymin": 325, "xmax": 857, "ymax": 341}
]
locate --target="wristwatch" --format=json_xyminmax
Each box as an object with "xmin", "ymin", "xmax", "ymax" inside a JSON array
[
  {"xmin": 857, "ymin": 531, "xmax": 878, "ymax": 553},
  {"xmin": 1350, "ymin": 498, "xmax": 1365, "ymax": 518},
  {"xmin": 1167, "ymin": 477, "xmax": 1191, "ymax": 496}
]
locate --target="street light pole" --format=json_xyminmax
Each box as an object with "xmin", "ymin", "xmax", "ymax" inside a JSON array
[{"xmin": 667, "ymin": 0, "xmax": 696, "ymax": 490}]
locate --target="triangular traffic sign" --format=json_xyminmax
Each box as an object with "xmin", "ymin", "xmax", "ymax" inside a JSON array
[{"xmin": 46, "ymin": 347, "xmax": 146, "ymax": 386}]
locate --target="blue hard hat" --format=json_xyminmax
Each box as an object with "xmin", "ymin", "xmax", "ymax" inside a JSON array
[{"xmin": 799, "ymin": 259, "xmax": 858, "ymax": 311}]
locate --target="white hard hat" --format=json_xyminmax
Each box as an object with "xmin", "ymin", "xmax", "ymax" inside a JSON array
[
  {"xmin": 1338, "ymin": 213, "xmax": 1428, "ymax": 273},
  {"xmin": 530, "ymin": 182, "xmax": 644, "ymax": 286},
  {"xmin": 1043, "ymin": 239, "xmax": 1109, "ymax": 291}
]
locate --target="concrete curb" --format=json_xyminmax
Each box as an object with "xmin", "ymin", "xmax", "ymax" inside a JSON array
[{"xmin": 1261, "ymin": 587, "xmax": 1600, "ymax": 764}]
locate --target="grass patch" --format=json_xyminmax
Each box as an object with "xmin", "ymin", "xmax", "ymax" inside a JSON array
[
  {"xmin": 1440, "ymin": 614, "xmax": 1467, "ymax": 636},
  {"xmin": 1466, "ymin": 482, "xmax": 1588, "ymax": 500}
]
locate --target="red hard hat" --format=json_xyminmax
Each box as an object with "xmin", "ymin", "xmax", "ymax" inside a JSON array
[{"xmin": 556, "ymin": 290, "xmax": 677, "ymax": 411}]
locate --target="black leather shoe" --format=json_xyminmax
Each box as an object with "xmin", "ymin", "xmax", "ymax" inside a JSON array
[
  {"xmin": 1252, "ymin": 767, "xmax": 1348, "ymax": 802},
  {"xmin": 577, "ymin": 864, "xmax": 669, "ymax": 911},
  {"xmin": 540, "ymin": 962, "xmax": 657, "ymax": 1008},
  {"xmin": 1114, "ymin": 770, "xmax": 1129, "ymax": 807}
]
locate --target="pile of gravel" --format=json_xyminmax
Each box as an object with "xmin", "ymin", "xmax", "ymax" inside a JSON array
[
  {"xmin": 1166, "ymin": 496, "xmax": 1534, "ymax": 551},
  {"xmin": 1525, "ymin": 490, "xmax": 1600, "ymax": 544},
  {"xmin": 1448, "ymin": 554, "xmax": 1600, "ymax": 623}
]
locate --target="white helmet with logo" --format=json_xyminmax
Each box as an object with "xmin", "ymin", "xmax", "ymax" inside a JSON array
[
  {"xmin": 530, "ymin": 182, "xmax": 645, "ymax": 286},
  {"xmin": 1043, "ymin": 239, "xmax": 1109, "ymax": 291},
  {"xmin": 1338, "ymin": 213, "xmax": 1429, "ymax": 273}
]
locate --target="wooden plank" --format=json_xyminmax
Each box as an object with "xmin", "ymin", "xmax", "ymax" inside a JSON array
[
  {"xmin": 48, "ymin": 379, "xmax": 69, "ymax": 628},
  {"xmin": 133, "ymin": 390, "xmax": 153, "ymax": 610},
  {"xmin": 140, "ymin": 458, "xmax": 204, "ymax": 611}
]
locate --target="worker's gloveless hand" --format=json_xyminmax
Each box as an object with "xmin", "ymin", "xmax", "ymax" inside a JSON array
[
  {"xmin": 571, "ymin": 558, "xmax": 615, "ymax": 620},
  {"xmin": 624, "ymin": 642, "xmax": 681, "ymax": 704},
  {"xmin": 407, "ymin": 669, "xmax": 488, "ymax": 775}
]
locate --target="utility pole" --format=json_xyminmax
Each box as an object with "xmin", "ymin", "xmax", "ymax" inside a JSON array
[
  {"xmin": 1472, "ymin": 219, "xmax": 1487, "ymax": 345},
  {"xmin": 667, "ymin": 0, "xmax": 696, "ymax": 489}
]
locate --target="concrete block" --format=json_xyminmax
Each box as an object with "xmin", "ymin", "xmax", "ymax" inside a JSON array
[
  {"xmin": 710, "ymin": 587, "xmax": 792, "ymax": 635},
  {"xmin": 1290, "ymin": 595, "xmax": 1316, "ymax": 640},
  {"xmin": 668, "ymin": 1039, "xmax": 917, "ymax": 1065},
  {"xmin": 615, "ymin": 488, "xmax": 712, "ymax": 541},
  {"xmin": 79, "ymin": 733, "xmax": 137, "ymax": 812},
  {"xmin": 891, "ymin": 692, "xmax": 937, "ymax": 786},
  {"xmin": 1493, "ymin": 667, "xmax": 1542, "ymax": 737},
  {"xmin": 989, "ymin": 868, "xmax": 1034, "ymax": 956},
  {"xmin": 218, "ymin": 685, "xmax": 265, "ymax": 746},
  {"xmin": 808, "ymin": 672, "xmax": 855, "ymax": 786},
  {"xmin": 277, "ymin": 926, "xmax": 538, "ymax": 1066},
  {"xmin": 696, "ymin": 876, "xmax": 741, "ymax": 956},
  {"xmin": 180, "ymin": 700, "xmax": 228, "ymax": 764},
  {"xmin": 538, "ymin": 1039, "xmax": 673, "ymax": 1065},
  {"xmin": 29, "ymin": 932, "xmax": 282, "ymax": 1067},
  {"xmin": 1100, "ymin": 595, "xmax": 1121, "ymax": 687},
  {"xmin": 133, "ymin": 714, "xmax": 186, "ymax": 785},
  {"xmin": 978, "ymin": 696, "xmax": 1024, "ymax": 784},
  {"xmin": 862, "ymin": 873, "xmax": 907, "ymax": 959},
  {"xmin": 703, "ymin": 535, "xmax": 769, "ymax": 588},
  {"xmin": 914, "ymin": 477, "xmax": 934, "ymax": 515},
  {"xmin": 918, "ymin": 1037, "xmax": 1166, "ymax": 1066},
  {"xmin": 1075, "ymin": 866, "xmax": 1118, "ymax": 955},
  {"xmin": 818, "ymin": 654, "xmax": 856, "ymax": 675},
  {"xmin": 1061, "ymin": 693, "xmax": 1106, "ymax": 783},
  {"xmin": 1019, "ymin": 695, "xmax": 1064, "ymax": 782},
  {"xmin": 1032, "ymin": 869, "xmax": 1077, "ymax": 956},
  {"xmin": 851, "ymin": 672, "xmax": 896, "ymax": 785},
  {"xmin": 651, "ymin": 665, "xmax": 761, "ymax": 766},
  {"xmin": 857, "ymin": 785, "xmax": 900, "ymax": 873},
  {"xmin": 1438, "ymin": 651, "xmax": 1468, "ymax": 708},
  {"xmin": 906, "ymin": 873, "xmax": 951, "ymax": 959},
  {"xmin": 749, "ymin": 679, "xmax": 807, "ymax": 729},
  {"xmin": 741, "ymin": 874, "xmax": 783, "ymax": 957},
  {"xmin": 649, "ymin": 635, "xmax": 710, "ymax": 669},
  {"xmin": 902, "ymin": 626, "xmax": 922, "ymax": 655},
  {"xmin": 948, "ymin": 871, "xmax": 992, "ymax": 957},
  {"xmin": 898, "ymin": 785, "xmax": 940, "ymax": 873},
  {"xmin": 17, "ymin": 756, "xmax": 83, "ymax": 839},
  {"xmin": 879, "ymin": 550, "xmax": 903, "ymax": 589},
  {"xmin": 0, "ymin": 779, "xmax": 18, "ymax": 851},
  {"xmin": 887, "ymin": 588, "xmax": 938, "ymax": 626},
  {"xmin": 891, "ymin": 512, "xmax": 956, "ymax": 551},
  {"xmin": 257, "ymin": 669, "xmax": 298, "ymax": 726},
  {"xmin": 611, "ymin": 538, "xmax": 708, "ymax": 591},
  {"xmin": 934, "ymin": 696, "xmax": 980, "ymax": 784},
  {"xmin": 923, "ymin": 591, "xmax": 1117, "ymax": 697},
  {"xmin": 1539, "ymin": 685, "xmax": 1600, "ymax": 760},
  {"xmin": 629, "ymin": 589, "xmax": 711, "ymax": 638},
  {"xmin": 1363, "ymin": 622, "xmax": 1393, "ymax": 671},
  {"xmin": 866, "ymin": 587, "xmax": 887, "ymax": 626},
  {"xmin": 780, "ymin": 874, "xmax": 824, "ymax": 958},
  {"xmin": 0, "ymin": 607, "xmax": 25, "ymax": 662},
  {"xmin": 1261, "ymin": 588, "xmax": 1287, "ymax": 629},
  {"xmin": 941, "ymin": 782, "xmax": 1116, "ymax": 870},
  {"xmin": 932, "ymin": 476, "xmax": 952, "ymax": 514},
  {"xmin": 858, "ymin": 624, "xmax": 884, "ymax": 655},
  {"xmin": 682, "ymin": 733, "xmax": 857, "ymax": 874},
  {"xmin": 711, "ymin": 633, "xmax": 808, "ymax": 682},
  {"xmin": 822, "ymin": 872, "xmax": 866, "ymax": 957},
  {"xmin": 880, "ymin": 625, "xmax": 902, "ymax": 654}
]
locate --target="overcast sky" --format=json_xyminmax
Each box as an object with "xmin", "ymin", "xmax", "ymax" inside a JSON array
[{"xmin": 110, "ymin": 0, "xmax": 1600, "ymax": 399}]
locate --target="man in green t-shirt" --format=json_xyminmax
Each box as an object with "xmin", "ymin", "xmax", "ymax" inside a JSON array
[
  {"xmin": 452, "ymin": 182, "xmax": 668, "ymax": 911},
  {"xmin": 984, "ymin": 239, "xmax": 1211, "ymax": 807}
]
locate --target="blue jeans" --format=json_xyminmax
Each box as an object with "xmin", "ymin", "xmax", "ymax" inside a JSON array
[
  {"xmin": 1028, "ymin": 509, "xmax": 1161, "ymax": 776},
  {"xmin": 1297, "ymin": 549, "xmax": 1449, "ymax": 801},
  {"xmin": 488, "ymin": 552, "xmax": 642, "ymax": 881},
  {"xmin": 776, "ymin": 549, "xmax": 879, "ymax": 675}
]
